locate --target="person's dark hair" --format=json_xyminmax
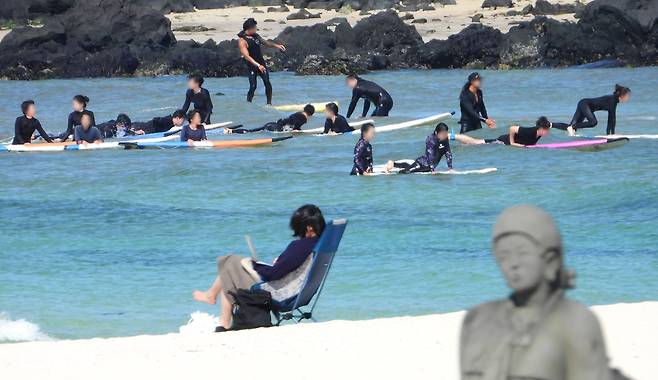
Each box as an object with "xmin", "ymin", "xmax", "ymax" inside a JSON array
[
  {"xmin": 303, "ymin": 104, "xmax": 316, "ymax": 115},
  {"xmin": 325, "ymin": 102, "xmax": 339, "ymax": 115},
  {"xmin": 434, "ymin": 122, "xmax": 449, "ymax": 134},
  {"xmin": 188, "ymin": 74, "xmax": 204, "ymax": 87},
  {"xmin": 116, "ymin": 113, "xmax": 131, "ymax": 127},
  {"xmin": 290, "ymin": 204, "xmax": 325, "ymax": 238},
  {"xmin": 243, "ymin": 18, "xmax": 257, "ymax": 31},
  {"xmin": 614, "ymin": 84, "xmax": 631, "ymax": 98},
  {"xmin": 21, "ymin": 100, "xmax": 35, "ymax": 115},
  {"xmin": 463, "ymin": 72, "xmax": 481, "ymax": 91},
  {"xmin": 536, "ymin": 116, "xmax": 551, "ymax": 129},
  {"xmin": 346, "ymin": 73, "xmax": 359, "ymax": 81},
  {"xmin": 172, "ymin": 110, "xmax": 186, "ymax": 119},
  {"xmin": 360, "ymin": 122, "xmax": 375, "ymax": 138},
  {"xmin": 73, "ymin": 95, "xmax": 89, "ymax": 108},
  {"xmin": 187, "ymin": 110, "xmax": 201, "ymax": 123}
]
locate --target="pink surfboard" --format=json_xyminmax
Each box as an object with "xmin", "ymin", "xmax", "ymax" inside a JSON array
[{"xmin": 527, "ymin": 138, "xmax": 629, "ymax": 149}]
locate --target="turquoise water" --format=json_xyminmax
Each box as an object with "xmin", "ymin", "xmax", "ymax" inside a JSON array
[{"xmin": 1, "ymin": 68, "xmax": 657, "ymax": 340}]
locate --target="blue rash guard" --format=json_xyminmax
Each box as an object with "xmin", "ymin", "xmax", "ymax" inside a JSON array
[
  {"xmin": 180, "ymin": 125, "xmax": 207, "ymax": 142},
  {"xmin": 252, "ymin": 237, "xmax": 319, "ymax": 281},
  {"xmin": 350, "ymin": 138, "xmax": 373, "ymax": 175}
]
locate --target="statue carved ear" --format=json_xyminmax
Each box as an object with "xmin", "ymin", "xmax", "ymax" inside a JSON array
[{"xmin": 542, "ymin": 249, "xmax": 561, "ymax": 284}]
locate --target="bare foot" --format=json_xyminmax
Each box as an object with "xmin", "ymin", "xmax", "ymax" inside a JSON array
[
  {"xmin": 385, "ymin": 160, "xmax": 394, "ymax": 173},
  {"xmin": 192, "ymin": 290, "xmax": 217, "ymax": 305},
  {"xmin": 567, "ymin": 126, "xmax": 576, "ymax": 137}
]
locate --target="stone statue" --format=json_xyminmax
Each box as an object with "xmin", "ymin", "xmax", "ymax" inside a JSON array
[{"xmin": 460, "ymin": 205, "xmax": 630, "ymax": 380}]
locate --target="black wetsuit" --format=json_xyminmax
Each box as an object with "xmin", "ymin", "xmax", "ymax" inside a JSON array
[
  {"xmin": 557, "ymin": 94, "xmax": 619, "ymax": 134},
  {"xmin": 496, "ymin": 126, "xmax": 541, "ymax": 146},
  {"xmin": 346, "ymin": 79, "xmax": 393, "ymax": 118},
  {"xmin": 132, "ymin": 116, "xmax": 176, "ymax": 134},
  {"xmin": 182, "ymin": 88, "xmax": 213, "ymax": 124},
  {"xmin": 59, "ymin": 110, "xmax": 96, "ymax": 141},
  {"xmin": 324, "ymin": 115, "xmax": 354, "ymax": 134},
  {"xmin": 459, "ymin": 87, "xmax": 488, "ymax": 133},
  {"xmin": 239, "ymin": 31, "xmax": 273, "ymax": 104},
  {"xmin": 351, "ymin": 138, "xmax": 373, "ymax": 175},
  {"xmin": 231, "ymin": 112, "xmax": 307, "ymax": 133},
  {"xmin": 395, "ymin": 135, "xmax": 453, "ymax": 173},
  {"xmin": 13, "ymin": 116, "xmax": 53, "ymax": 144}
]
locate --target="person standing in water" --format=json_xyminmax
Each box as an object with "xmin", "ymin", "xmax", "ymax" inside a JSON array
[
  {"xmin": 228, "ymin": 104, "xmax": 315, "ymax": 134},
  {"xmin": 345, "ymin": 74, "xmax": 394, "ymax": 118},
  {"xmin": 351, "ymin": 123, "xmax": 375, "ymax": 175},
  {"xmin": 181, "ymin": 74, "xmax": 213, "ymax": 124},
  {"xmin": 180, "ymin": 110, "xmax": 207, "ymax": 142},
  {"xmin": 386, "ymin": 123, "xmax": 453, "ymax": 174},
  {"xmin": 238, "ymin": 18, "xmax": 286, "ymax": 105},
  {"xmin": 457, "ymin": 117, "xmax": 553, "ymax": 147},
  {"xmin": 58, "ymin": 95, "xmax": 96, "ymax": 141},
  {"xmin": 12, "ymin": 100, "xmax": 53, "ymax": 145},
  {"xmin": 323, "ymin": 102, "xmax": 354, "ymax": 134},
  {"xmin": 459, "ymin": 72, "xmax": 496, "ymax": 133},
  {"xmin": 74, "ymin": 113, "xmax": 103, "ymax": 144},
  {"xmin": 556, "ymin": 84, "xmax": 631, "ymax": 136},
  {"xmin": 460, "ymin": 205, "xmax": 626, "ymax": 380}
]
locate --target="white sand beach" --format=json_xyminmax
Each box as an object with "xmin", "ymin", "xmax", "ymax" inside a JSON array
[
  {"xmin": 0, "ymin": 302, "xmax": 655, "ymax": 380},
  {"xmin": 167, "ymin": 0, "xmax": 588, "ymax": 43}
]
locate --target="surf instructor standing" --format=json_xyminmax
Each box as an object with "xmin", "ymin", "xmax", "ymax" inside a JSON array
[
  {"xmin": 238, "ymin": 18, "xmax": 286, "ymax": 105},
  {"xmin": 459, "ymin": 72, "xmax": 496, "ymax": 133},
  {"xmin": 345, "ymin": 74, "xmax": 393, "ymax": 118}
]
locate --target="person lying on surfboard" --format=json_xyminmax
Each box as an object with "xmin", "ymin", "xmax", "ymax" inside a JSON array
[
  {"xmin": 74, "ymin": 113, "xmax": 103, "ymax": 145},
  {"xmin": 345, "ymin": 74, "xmax": 393, "ymax": 118},
  {"xmin": 180, "ymin": 110, "xmax": 207, "ymax": 143},
  {"xmin": 323, "ymin": 102, "xmax": 355, "ymax": 135},
  {"xmin": 12, "ymin": 100, "xmax": 53, "ymax": 145},
  {"xmin": 386, "ymin": 123, "xmax": 453, "ymax": 174},
  {"xmin": 131, "ymin": 110, "xmax": 187, "ymax": 135},
  {"xmin": 350, "ymin": 123, "xmax": 375, "ymax": 175},
  {"xmin": 456, "ymin": 117, "xmax": 552, "ymax": 147},
  {"xmin": 227, "ymin": 104, "xmax": 315, "ymax": 134}
]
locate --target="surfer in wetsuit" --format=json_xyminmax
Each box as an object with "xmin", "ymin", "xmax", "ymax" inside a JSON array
[
  {"xmin": 457, "ymin": 117, "xmax": 552, "ymax": 147},
  {"xmin": 228, "ymin": 104, "xmax": 315, "ymax": 134},
  {"xmin": 238, "ymin": 18, "xmax": 286, "ymax": 105},
  {"xmin": 12, "ymin": 100, "xmax": 53, "ymax": 145},
  {"xmin": 96, "ymin": 114, "xmax": 136, "ymax": 139},
  {"xmin": 323, "ymin": 102, "xmax": 355, "ymax": 134},
  {"xmin": 57, "ymin": 95, "xmax": 96, "ymax": 142},
  {"xmin": 132, "ymin": 110, "xmax": 187, "ymax": 135},
  {"xmin": 386, "ymin": 123, "xmax": 453, "ymax": 174},
  {"xmin": 74, "ymin": 113, "xmax": 103, "ymax": 144},
  {"xmin": 180, "ymin": 110, "xmax": 207, "ymax": 142},
  {"xmin": 181, "ymin": 74, "xmax": 213, "ymax": 124},
  {"xmin": 351, "ymin": 123, "xmax": 375, "ymax": 175},
  {"xmin": 554, "ymin": 84, "xmax": 631, "ymax": 136},
  {"xmin": 459, "ymin": 72, "xmax": 496, "ymax": 133},
  {"xmin": 461, "ymin": 205, "xmax": 625, "ymax": 380},
  {"xmin": 345, "ymin": 74, "xmax": 393, "ymax": 118}
]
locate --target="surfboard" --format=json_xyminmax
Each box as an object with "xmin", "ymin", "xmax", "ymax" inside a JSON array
[
  {"xmin": 527, "ymin": 137, "xmax": 629, "ymax": 150},
  {"xmin": 369, "ymin": 160, "xmax": 498, "ymax": 176},
  {"xmin": 595, "ymin": 134, "xmax": 658, "ymax": 140},
  {"xmin": 298, "ymin": 119, "xmax": 375, "ymax": 134},
  {"xmin": 120, "ymin": 136, "xmax": 293, "ymax": 150},
  {"xmin": 307, "ymin": 112, "xmax": 455, "ymax": 136},
  {"xmin": 165, "ymin": 121, "xmax": 233, "ymax": 135},
  {"xmin": 271, "ymin": 102, "xmax": 337, "ymax": 113}
]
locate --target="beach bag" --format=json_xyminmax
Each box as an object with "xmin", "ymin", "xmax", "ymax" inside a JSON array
[{"xmin": 229, "ymin": 289, "xmax": 273, "ymax": 330}]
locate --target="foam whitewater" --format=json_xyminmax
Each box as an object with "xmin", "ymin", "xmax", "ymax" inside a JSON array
[{"xmin": 0, "ymin": 313, "xmax": 50, "ymax": 343}]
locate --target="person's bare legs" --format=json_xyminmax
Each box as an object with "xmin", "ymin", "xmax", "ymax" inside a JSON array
[
  {"xmin": 454, "ymin": 134, "xmax": 486, "ymax": 145},
  {"xmin": 219, "ymin": 292, "xmax": 233, "ymax": 329},
  {"xmin": 193, "ymin": 275, "xmax": 222, "ymax": 305}
]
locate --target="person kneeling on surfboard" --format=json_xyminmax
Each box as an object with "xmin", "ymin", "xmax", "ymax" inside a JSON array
[
  {"xmin": 345, "ymin": 74, "xmax": 393, "ymax": 118},
  {"xmin": 386, "ymin": 123, "xmax": 453, "ymax": 174},
  {"xmin": 12, "ymin": 100, "xmax": 53, "ymax": 145},
  {"xmin": 192, "ymin": 205, "xmax": 325, "ymax": 332},
  {"xmin": 227, "ymin": 104, "xmax": 315, "ymax": 134},
  {"xmin": 456, "ymin": 117, "xmax": 552, "ymax": 147},
  {"xmin": 351, "ymin": 123, "xmax": 375, "ymax": 175},
  {"xmin": 180, "ymin": 110, "xmax": 207, "ymax": 143},
  {"xmin": 323, "ymin": 102, "xmax": 355, "ymax": 135},
  {"xmin": 74, "ymin": 114, "xmax": 103, "ymax": 144}
]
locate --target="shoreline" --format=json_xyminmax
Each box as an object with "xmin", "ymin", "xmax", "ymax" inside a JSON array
[{"xmin": 1, "ymin": 301, "xmax": 655, "ymax": 379}]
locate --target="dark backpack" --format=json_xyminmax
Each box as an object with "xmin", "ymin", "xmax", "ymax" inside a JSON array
[{"xmin": 228, "ymin": 289, "xmax": 273, "ymax": 330}]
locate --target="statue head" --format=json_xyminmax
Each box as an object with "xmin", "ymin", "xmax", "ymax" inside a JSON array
[{"xmin": 492, "ymin": 205, "xmax": 566, "ymax": 294}]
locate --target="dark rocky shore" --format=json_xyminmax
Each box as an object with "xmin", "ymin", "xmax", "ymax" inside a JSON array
[{"xmin": 0, "ymin": 0, "xmax": 656, "ymax": 80}]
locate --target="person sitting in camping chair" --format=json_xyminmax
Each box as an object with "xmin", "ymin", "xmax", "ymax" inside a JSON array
[{"xmin": 192, "ymin": 204, "xmax": 326, "ymax": 332}]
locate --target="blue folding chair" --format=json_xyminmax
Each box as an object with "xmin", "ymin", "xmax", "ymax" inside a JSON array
[{"xmin": 252, "ymin": 219, "xmax": 348, "ymax": 325}]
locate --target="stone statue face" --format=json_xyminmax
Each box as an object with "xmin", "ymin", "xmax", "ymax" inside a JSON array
[{"xmin": 493, "ymin": 234, "xmax": 546, "ymax": 292}]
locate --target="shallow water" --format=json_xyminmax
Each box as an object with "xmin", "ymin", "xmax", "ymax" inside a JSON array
[{"xmin": 0, "ymin": 68, "xmax": 657, "ymax": 340}]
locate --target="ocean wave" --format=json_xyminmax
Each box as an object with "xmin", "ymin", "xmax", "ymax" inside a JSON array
[
  {"xmin": 178, "ymin": 311, "xmax": 219, "ymax": 334},
  {"xmin": 628, "ymin": 116, "xmax": 657, "ymax": 121},
  {"xmin": 0, "ymin": 313, "xmax": 51, "ymax": 342}
]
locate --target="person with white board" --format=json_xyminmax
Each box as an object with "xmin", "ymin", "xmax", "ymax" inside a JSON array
[
  {"xmin": 323, "ymin": 102, "xmax": 355, "ymax": 134},
  {"xmin": 227, "ymin": 104, "xmax": 315, "ymax": 134},
  {"xmin": 386, "ymin": 123, "xmax": 453, "ymax": 174}
]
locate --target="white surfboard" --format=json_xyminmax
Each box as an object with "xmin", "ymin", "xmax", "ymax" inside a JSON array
[
  {"xmin": 271, "ymin": 101, "xmax": 338, "ymax": 113},
  {"xmin": 369, "ymin": 160, "xmax": 497, "ymax": 176},
  {"xmin": 308, "ymin": 112, "xmax": 454, "ymax": 136},
  {"xmin": 299, "ymin": 119, "xmax": 375, "ymax": 134}
]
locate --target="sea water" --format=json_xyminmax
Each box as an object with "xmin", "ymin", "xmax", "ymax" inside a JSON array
[{"xmin": 0, "ymin": 68, "xmax": 657, "ymax": 341}]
